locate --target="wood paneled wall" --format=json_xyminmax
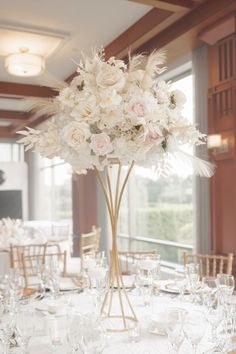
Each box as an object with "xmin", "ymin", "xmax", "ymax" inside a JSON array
[
  {"xmin": 208, "ymin": 34, "xmax": 236, "ymax": 272},
  {"xmin": 72, "ymin": 171, "xmax": 98, "ymax": 256}
]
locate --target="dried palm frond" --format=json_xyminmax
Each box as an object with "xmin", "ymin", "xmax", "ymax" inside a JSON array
[
  {"xmin": 172, "ymin": 150, "xmax": 215, "ymax": 177},
  {"xmin": 23, "ymin": 97, "xmax": 59, "ymax": 118},
  {"xmin": 128, "ymin": 53, "xmax": 146, "ymax": 72},
  {"xmin": 144, "ymin": 49, "xmax": 167, "ymax": 76}
]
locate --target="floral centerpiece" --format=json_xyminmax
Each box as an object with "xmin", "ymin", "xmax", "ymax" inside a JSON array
[
  {"xmin": 0, "ymin": 218, "xmax": 24, "ymax": 247},
  {"xmin": 18, "ymin": 49, "xmax": 214, "ymax": 330}
]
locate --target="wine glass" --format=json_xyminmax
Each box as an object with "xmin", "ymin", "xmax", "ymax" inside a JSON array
[
  {"xmin": 87, "ymin": 266, "xmax": 108, "ymax": 315},
  {"xmin": 174, "ymin": 267, "xmax": 188, "ymax": 301},
  {"xmin": 166, "ymin": 307, "xmax": 187, "ymax": 353},
  {"xmin": 79, "ymin": 316, "xmax": 106, "ymax": 354},
  {"xmin": 16, "ymin": 308, "xmax": 35, "ymax": 354},
  {"xmin": 216, "ymin": 274, "xmax": 235, "ymax": 306},
  {"xmin": 48, "ymin": 315, "xmax": 67, "ymax": 352},
  {"xmin": 202, "ymin": 276, "xmax": 217, "ymax": 308},
  {"xmin": 183, "ymin": 310, "xmax": 206, "ymax": 354},
  {"xmin": 186, "ymin": 263, "xmax": 199, "ymax": 303},
  {"xmin": 207, "ymin": 307, "xmax": 221, "ymax": 342},
  {"xmin": 67, "ymin": 314, "xmax": 83, "ymax": 353}
]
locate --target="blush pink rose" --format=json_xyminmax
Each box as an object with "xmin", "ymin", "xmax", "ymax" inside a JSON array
[
  {"xmin": 90, "ymin": 133, "xmax": 113, "ymax": 156},
  {"xmin": 131, "ymin": 101, "xmax": 146, "ymax": 117}
]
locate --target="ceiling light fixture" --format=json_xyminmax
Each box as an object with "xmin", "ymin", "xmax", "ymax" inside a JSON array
[{"xmin": 5, "ymin": 47, "xmax": 45, "ymax": 77}]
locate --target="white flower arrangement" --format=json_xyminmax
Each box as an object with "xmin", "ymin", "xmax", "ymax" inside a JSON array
[{"xmin": 18, "ymin": 49, "xmax": 214, "ymax": 176}]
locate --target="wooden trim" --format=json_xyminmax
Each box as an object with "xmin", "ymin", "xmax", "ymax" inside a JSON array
[
  {"xmin": 157, "ymin": 0, "xmax": 195, "ymax": 8},
  {"xmin": 10, "ymin": 114, "xmax": 49, "ymax": 134},
  {"xmin": 130, "ymin": 0, "xmax": 195, "ymax": 11},
  {"xmin": 0, "ymin": 127, "xmax": 13, "ymax": 138},
  {"xmin": 104, "ymin": 8, "xmax": 172, "ymax": 58},
  {"xmin": 0, "ymin": 110, "xmax": 28, "ymax": 121},
  {"xmin": 0, "ymin": 82, "xmax": 57, "ymax": 98},
  {"xmin": 66, "ymin": 8, "xmax": 173, "ymax": 83},
  {"xmin": 136, "ymin": 0, "xmax": 236, "ymax": 53}
]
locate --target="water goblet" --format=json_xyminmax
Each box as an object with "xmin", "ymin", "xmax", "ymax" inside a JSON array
[
  {"xmin": 183, "ymin": 310, "xmax": 206, "ymax": 354},
  {"xmin": 166, "ymin": 307, "xmax": 187, "ymax": 353},
  {"xmin": 174, "ymin": 267, "xmax": 188, "ymax": 301},
  {"xmin": 216, "ymin": 274, "xmax": 235, "ymax": 306},
  {"xmin": 79, "ymin": 315, "xmax": 106, "ymax": 354},
  {"xmin": 16, "ymin": 308, "xmax": 35, "ymax": 354},
  {"xmin": 67, "ymin": 313, "xmax": 83, "ymax": 353},
  {"xmin": 202, "ymin": 276, "xmax": 218, "ymax": 308},
  {"xmin": 186, "ymin": 263, "xmax": 199, "ymax": 303},
  {"xmin": 127, "ymin": 320, "xmax": 141, "ymax": 343}
]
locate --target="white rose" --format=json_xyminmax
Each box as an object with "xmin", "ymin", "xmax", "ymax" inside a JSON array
[
  {"xmin": 62, "ymin": 122, "xmax": 91, "ymax": 149},
  {"xmin": 90, "ymin": 133, "xmax": 113, "ymax": 156},
  {"xmin": 57, "ymin": 87, "xmax": 78, "ymax": 108},
  {"xmin": 99, "ymin": 89, "xmax": 122, "ymax": 109},
  {"xmin": 154, "ymin": 80, "xmax": 170, "ymax": 104},
  {"xmin": 171, "ymin": 89, "xmax": 186, "ymax": 107},
  {"xmin": 96, "ymin": 62, "xmax": 125, "ymax": 91},
  {"xmin": 71, "ymin": 95, "xmax": 99, "ymax": 120}
]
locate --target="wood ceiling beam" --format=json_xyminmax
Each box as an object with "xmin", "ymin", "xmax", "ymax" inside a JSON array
[
  {"xmin": 66, "ymin": 7, "xmax": 173, "ymax": 82},
  {"xmin": 10, "ymin": 113, "xmax": 49, "ymax": 134},
  {"xmin": 0, "ymin": 127, "xmax": 13, "ymax": 139},
  {"xmin": 0, "ymin": 82, "xmax": 57, "ymax": 98},
  {"xmin": 136, "ymin": 0, "xmax": 236, "ymax": 53},
  {"xmin": 130, "ymin": 0, "xmax": 195, "ymax": 11},
  {"xmin": 0, "ymin": 110, "xmax": 28, "ymax": 121}
]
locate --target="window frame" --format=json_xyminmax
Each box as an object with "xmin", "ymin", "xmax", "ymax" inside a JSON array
[{"xmin": 117, "ymin": 68, "xmax": 195, "ymax": 264}]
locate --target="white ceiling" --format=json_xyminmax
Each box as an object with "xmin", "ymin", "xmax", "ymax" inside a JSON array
[{"xmin": 0, "ymin": 0, "xmax": 151, "ymax": 85}]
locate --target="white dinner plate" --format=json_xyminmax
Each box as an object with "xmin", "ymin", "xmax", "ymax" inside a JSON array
[
  {"xmin": 59, "ymin": 277, "xmax": 82, "ymax": 291},
  {"xmin": 160, "ymin": 281, "xmax": 180, "ymax": 294},
  {"xmin": 34, "ymin": 299, "xmax": 68, "ymax": 316}
]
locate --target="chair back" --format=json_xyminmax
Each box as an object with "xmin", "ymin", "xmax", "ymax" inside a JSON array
[
  {"xmin": 183, "ymin": 252, "xmax": 234, "ymax": 277},
  {"xmin": 118, "ymin": 251, "xmax": 158, "ymax": 275},
  {"xmin": 21, "ymin": 250, "xmax": 67, "ymax": 288},
  {"xmin": 92, "ymin": 225, "xmax": 101, "ymax": 252},
  {"xmin": 9, "ymin": 243, "xmax": 46, "ymax": 270},
  {"xmin": 80, "ymin": 227, "xmax": 101, "ymax": 268}
]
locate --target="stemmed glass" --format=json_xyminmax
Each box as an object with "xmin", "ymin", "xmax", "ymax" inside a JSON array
[
  {"xmin": 67, "ymin": 314, "xmax": 83, "ymax": 353},
  {"xmin": 207, "ymin": 307, "xmax": 221, "ymax": 342},
  {"xmin": 166, "ymin": 307, "xmax": 187, "ymax": 353},
  {"xmin": 216, "ymin": 274, "xmax": 235, "ymax": 306},
  {"xmin": 183, "ymin": 310, "xmax": 206, "ymax": 354},
  {"xmin": 186, "ymin": 263, "xmax": 199, "ymax": 303},
  {"xmin": 138, "ymin": 255, "xmax": 160, "ymax": 307},
  {"xmin": 0, "ymin": 311, "xmax": 14, "ymax": 354},
  {"xmin": 202, "ymin": 277, "xmax": 217, "ymax": 308},
  {"xmin": 16, "ymin": 308, "xmax": 35, "ymax": 354},
  {"xmin": 87, "ymin": 266, "xmax": 108, "ymax": 316},
  {"xmin": 79, "ymin": 315, "xmax": 106, "ymax": 354},
  {"xmin": 174, "ymin": 267, "xmax": 188, "ymax": 301},
  {"xmin": 48, "ymin": 316, "xmax": 67, "ymax": 353}
]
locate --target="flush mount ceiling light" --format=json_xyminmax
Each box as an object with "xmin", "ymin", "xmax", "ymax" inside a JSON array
[{"xmin": 5, "ymin": 47, "xmax": 45, "ymax": 77}]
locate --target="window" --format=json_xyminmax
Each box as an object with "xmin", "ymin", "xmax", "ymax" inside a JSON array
[
  {"xmin": 38, "ymin": 156, "xmax": 72, "ymax": 224},
  {"xmin": 0, "ymin": 142, "xmax": 24, "ymax": 161},
  {"xmin": 117, "ymin": 73, "xmax": 194, "ymax": 264}
]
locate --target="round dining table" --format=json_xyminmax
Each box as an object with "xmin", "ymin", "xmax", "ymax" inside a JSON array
[{"xmin": 2, "ymin": 281, "xmax": 234, "ymax": 354}]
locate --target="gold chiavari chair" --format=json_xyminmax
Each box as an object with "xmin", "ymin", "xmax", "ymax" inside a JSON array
[
  {"xmin": 9, "ymin": 243, "xmax": 46, "ymax": 270},
  {"xmin": 80, "ymin": 226, "xmax": 101, "ymax": 269},
  {"xmin": 92, "ymin": 225, "xmax": 101, "ymax": 253},
  {"xmin": 21, "ymin": 250, "xmax": 67, "ymax": 288},
  {"xmin": 118, "ymin": 251, "xmax": 158, "ymax": 275},
  {"xmin": 183, "ymin": 251, "xmax": 234, "ymax": 278}
]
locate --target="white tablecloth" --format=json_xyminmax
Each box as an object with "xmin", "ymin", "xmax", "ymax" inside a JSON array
[{"xmin": 5, "ymin": 289, "xmax": 229, "ymax": 354}]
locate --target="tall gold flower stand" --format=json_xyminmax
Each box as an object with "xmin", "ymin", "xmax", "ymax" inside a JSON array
[{"xmin": 94, "ymin": 161, "xmax": 138, "ymax": 332}]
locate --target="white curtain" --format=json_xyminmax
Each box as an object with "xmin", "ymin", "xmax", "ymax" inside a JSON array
[{"xmin": 192, "ymin": 45, "xmax": 211, "ymax": 254}]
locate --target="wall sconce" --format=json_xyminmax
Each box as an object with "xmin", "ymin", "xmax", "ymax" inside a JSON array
[
  {"xmin": 5, "ymin": 48, "xmax": 45, "ymax": 77},
  {"xmin": 208, "ymin": 134, "xmax": 229, "ymax": 155}
]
